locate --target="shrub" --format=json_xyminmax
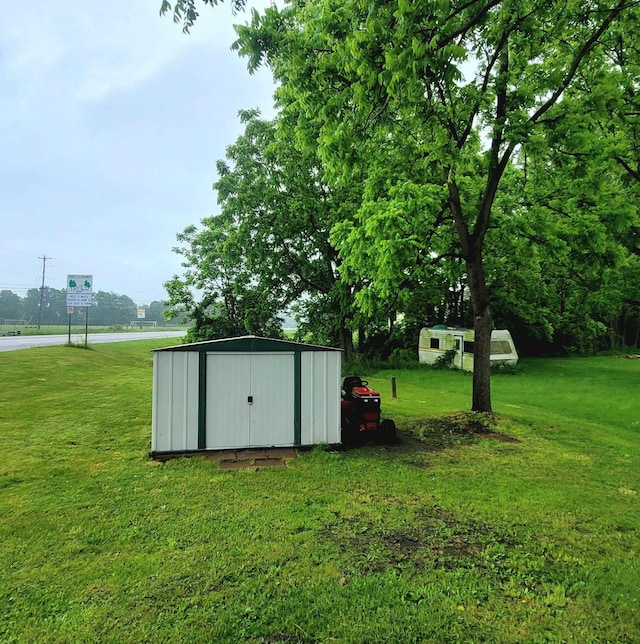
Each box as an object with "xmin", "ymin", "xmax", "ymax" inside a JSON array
[{"xmin": 433, "ymin": 348, "xmax": 457, "ymax": 370}]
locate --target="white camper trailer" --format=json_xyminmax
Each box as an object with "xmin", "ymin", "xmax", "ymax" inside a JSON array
[{"xmin": 418, "ymin": 326, "xmax": 518, "ymax": 372}]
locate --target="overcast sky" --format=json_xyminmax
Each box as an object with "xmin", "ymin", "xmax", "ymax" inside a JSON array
[{"xmin": 0, "ymin": 1, "xmax": 277, "ymax": 304}]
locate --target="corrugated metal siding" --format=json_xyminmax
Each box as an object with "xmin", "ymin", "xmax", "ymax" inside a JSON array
[
  {"xmin": 301, "ymin": 351, "xmax": 341, "ymax": 445},
  {"xmin": 152, "ymin": 343, "xmax": 342, "ymax": 453},
  {"xmin": 247, "ymin": 353, "xmax": 295, "ymax": 447},
  {"xmin": 205, "ymin": 352, "xmax": 295, "ymax": 449},
  {"xmin": 205, "ymin": 353, "xmax": 251, "ymax": 449},
  {"xmin": 152, "ymin": 351, "xmax": 199, "ymax": 452}
]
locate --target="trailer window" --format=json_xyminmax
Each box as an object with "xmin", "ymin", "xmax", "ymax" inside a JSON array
[
  {"xmin": 430, "ymin": 338, "xmax": 440, "ymax": 349},
  {"xmin": 463, "ymin": 341, "xmax": 474, "ymax": 354},
  {"xmin": 491, "ymin": 340, "xmax": 512, "ymax": 355}
]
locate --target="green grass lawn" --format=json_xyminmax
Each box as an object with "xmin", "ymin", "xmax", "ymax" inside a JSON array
[{"xmin": 1, "ymin": 343, "xmax": 639, "ymax": 642}]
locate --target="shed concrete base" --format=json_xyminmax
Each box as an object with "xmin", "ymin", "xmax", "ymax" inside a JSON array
[
  {"xmin": 150, "ymin": 447, "xmax": 298, "ymax": 465},
  {"xmin": 207, "ymin": 447, "xmax": 297, "ymax": 469}
]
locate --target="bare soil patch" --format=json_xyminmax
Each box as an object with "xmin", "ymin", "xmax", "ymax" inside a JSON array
[
  {"xmin": 400, "ymin": 412, "xmax": 520, "ymax": 451},
  {"xmin": 320, "ymin": 503, "xmax": 520, "ymax": 575}
]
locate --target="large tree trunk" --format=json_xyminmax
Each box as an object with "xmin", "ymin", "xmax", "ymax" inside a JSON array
[
  {"xmin": 466, "ymin": 252, "xmax": 493, "ymax": 413},
  {"xmin": 339, "ymin": 324, "xmax": 354, "ymax": 363},
  {"xmin": 449, "ymin": 178, "xmax": 494, "ymax": 413},
  {"xmin": 358, "ymin": 326, "xmax": 366, "ymax": 352}
]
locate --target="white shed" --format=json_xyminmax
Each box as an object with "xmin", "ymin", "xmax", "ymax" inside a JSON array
[{"xmin": 151, "ymin": 336, "xmax": 342, "ymax": 456}]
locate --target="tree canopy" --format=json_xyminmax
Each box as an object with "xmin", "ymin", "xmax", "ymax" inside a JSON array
[
  {"xmin": 159, "ymin": 0, "xmax": 247, "ymax": 32},
  {"xmin": 166, "ymin": 109, "xmax": 369, "ymax": 355},
  {"xmin": 162, "ymin": 0, "xmax": 640, "ymax": 412}
]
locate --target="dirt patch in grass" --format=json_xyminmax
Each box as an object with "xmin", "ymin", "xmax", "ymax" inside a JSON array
[
  {"xmin": 399, "ymin": 412, "xmax": 520, "ymax": 451},
  {"xmin": 319, "ymin": 504, "xmax": 573, "ymax": 597},
  {"xmin": 320, "ymin": 504, "xmax": 521, "ymax": 576}
]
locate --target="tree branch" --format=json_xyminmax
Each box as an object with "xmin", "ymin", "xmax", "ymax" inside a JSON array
[{"xmin": 529, "ymin": 0, "xmax": 630, "ymax": 125}]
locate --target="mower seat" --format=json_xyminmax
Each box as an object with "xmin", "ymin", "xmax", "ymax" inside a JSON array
[{"xmin": 342, "ymin": 376, "xmax": 365, "ymax": 399}]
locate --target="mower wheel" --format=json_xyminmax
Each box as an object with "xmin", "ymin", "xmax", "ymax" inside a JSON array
[{"xmin": 380, "ymin": 419, "xmax": 396, "ymax": 444}]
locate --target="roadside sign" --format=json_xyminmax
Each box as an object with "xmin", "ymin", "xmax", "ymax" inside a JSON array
[
  {"xmin": 66, "ymin": 274, "xmax": 93, "ymax": 307},
  {"xmin": 66, "ymin": 307, "xmax": 74, "ymax": 315}
]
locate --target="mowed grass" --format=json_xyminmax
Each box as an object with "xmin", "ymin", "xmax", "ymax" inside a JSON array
[{"xmin": 1, "ymin": 343, "xmax": 639, "ymax": 642}]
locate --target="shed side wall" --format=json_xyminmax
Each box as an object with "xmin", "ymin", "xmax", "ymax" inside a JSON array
[
  {"xmin": 301, "ymin": 351, "xmax": 341, "ymax": 445},
  {"xmin": 152, "ymin": 351, "xmax": 199, "ymax": 453}
]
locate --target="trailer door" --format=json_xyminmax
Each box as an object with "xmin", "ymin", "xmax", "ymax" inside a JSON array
[{"xmin": 454, "ymin": 334, "xmax": 464, "ymax": 369}]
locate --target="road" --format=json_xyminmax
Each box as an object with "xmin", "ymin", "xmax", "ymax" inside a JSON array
[{"xmin": 0, "ymin": 330, "xmax": 185, "ymax": 352}]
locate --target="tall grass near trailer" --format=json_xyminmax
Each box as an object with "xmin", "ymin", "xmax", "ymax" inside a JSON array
[{"xmin": 1, "ymin": 344, "xmax": 639, "ymax": 641}]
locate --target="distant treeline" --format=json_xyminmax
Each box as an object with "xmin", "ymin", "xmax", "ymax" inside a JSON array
[{"xmin": 0, "ymin": 288, "xmax": 182, "ymax": 327}]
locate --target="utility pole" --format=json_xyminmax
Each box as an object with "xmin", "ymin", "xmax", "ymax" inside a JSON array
[{"xmin": 37, "ymin": 255, "xmax": 51, "ymax": 330}]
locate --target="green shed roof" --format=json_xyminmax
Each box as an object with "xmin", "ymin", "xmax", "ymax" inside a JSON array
[{"xmin": 153, "ymin": 335, "xmax": 343, "ymax": 353}]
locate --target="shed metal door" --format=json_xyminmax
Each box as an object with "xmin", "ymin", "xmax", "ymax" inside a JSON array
[{"xmin": 205, "ymin": 352, "xmax": 295, "ymax": 449}]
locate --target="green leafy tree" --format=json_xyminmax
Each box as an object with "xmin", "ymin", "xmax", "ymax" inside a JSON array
[
  {"xmin": 92, "ymin": 292, "xmax": 138, "ymax": 326},
  {"xmin": 492, "ymin": 19, "xmax": 640, "ymax": 353},
  {"xmin": 162, "ymin": 0, "xmax": 638, "ymax": 405},
  {"xmin": 144, "ymin": 301, "xmax": 170, "ymax": 325},
  {"xmin": 165, "ymin": 208, "xmax": 285, "ymax": 342},
  {"xmin": 167, "ymin": 109, "xmax": 370, "ymax": 355},
  {"xmin": 232, "ymin": 0, "xmax": 633, "ymax": 411},
  {"xmin": 159, "ymin": 0, "xmax": 246, "ymax": 32},
  {"xmin": 22, "ymin": 288, "xmax": 67, "ymax": 325},
  {"xmin": 515, "ymin": 145, "xmax": 635, "ymax": 352},
  {"xmin": 214, "ymin": 109, "xmax": 368, "ymax": 356},
  {"xmin": 0, "ymin": 290, "xmax": 21, "ymax": 323}
]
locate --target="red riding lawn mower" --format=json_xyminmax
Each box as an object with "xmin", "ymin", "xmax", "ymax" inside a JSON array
[{"xmin": 340, "ymin": 376, "xmax": 397, "ymax": 445}]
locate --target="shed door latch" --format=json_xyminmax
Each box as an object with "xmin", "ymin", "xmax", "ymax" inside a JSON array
[{"xmin": 247, "ymin": 395, "xmax": 253, "ymax": 404}]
